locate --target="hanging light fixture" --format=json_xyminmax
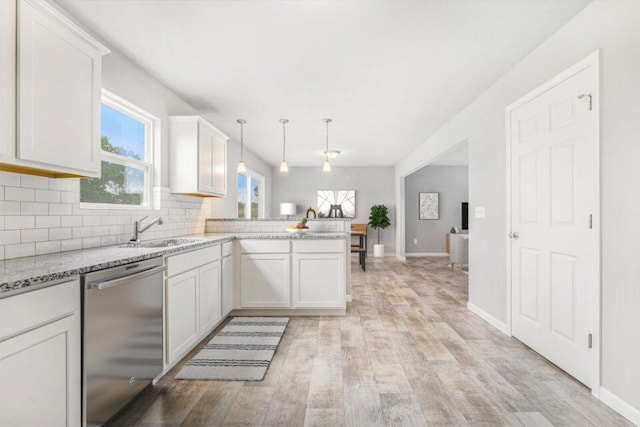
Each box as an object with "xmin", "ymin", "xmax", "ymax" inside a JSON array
[
  {"xmin": 236, "ymin": 119, "xmax": 247, "ymax": 173},
  {"xmin": 323, "ymin": 118, "xmax": 332, "ymax": 172},
  {"xmin": 279, "ymin": 119, "xmax": 289, "ymax": 173}
]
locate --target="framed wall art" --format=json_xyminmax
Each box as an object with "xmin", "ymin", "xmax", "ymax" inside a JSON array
[{"xmin": 419, "ymin": 192, "xmax": 439, "ymax": 220}]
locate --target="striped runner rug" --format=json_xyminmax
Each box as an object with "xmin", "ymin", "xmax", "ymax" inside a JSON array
[{"xmin": 175, "ymin": 317, "xmax": 289, "ymax": 381}]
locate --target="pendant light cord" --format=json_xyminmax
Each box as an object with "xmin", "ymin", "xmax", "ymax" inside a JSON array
[
  {"xmin": 240, "ymin": 121, "xmax": 244, "ymax": 162},
  {"xmin": 282, "ymin": 121, "xmax": 286, "ymax": 162},
  {"xmin": 325, "ymin": 120, "xmax": 329, "ymax": 161}
]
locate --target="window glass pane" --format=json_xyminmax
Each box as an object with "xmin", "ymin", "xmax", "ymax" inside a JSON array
[
  {"xmin": 101, "ymin": 104, "xmax": 146, "ymax": 160},
  {"xmin": 81, "ymin": 161, "xmax": 145, "ymax": 205},
  {"xmin": 237, "ymin": 173, "xmax": 247, "ymax": 218},
  {"xmin": 251, "ymin": 177, "xmax": 261, "ymax": 219}
]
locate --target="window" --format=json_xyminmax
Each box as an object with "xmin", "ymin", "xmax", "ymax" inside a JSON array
[
  {"xmin": 237, "ymin": 171, "xmax": 265, "ymax": 219},
  {"xmin": 80, "ymin": 90, "xmax": 158, "ymax": 208}
]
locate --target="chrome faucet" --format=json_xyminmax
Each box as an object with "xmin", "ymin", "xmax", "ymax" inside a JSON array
[{"xmin": 130, "ymin": 216, "xmax": 164, "ymax": 243}]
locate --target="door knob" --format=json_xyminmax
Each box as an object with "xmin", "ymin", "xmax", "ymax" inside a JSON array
[{"xmin": 509, "ymin": 232, "xmax": 519, "ymax": 239}]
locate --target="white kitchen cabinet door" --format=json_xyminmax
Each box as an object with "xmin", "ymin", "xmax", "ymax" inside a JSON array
[
  {"xmin": 13, "ymin": 0, "xmax": 109, "ymax": 177},
  {"xmin": 292, "ymin": 253, "xmax": 345, "ymax": 308},
  {"xmin": 198, "ymin": 260, "xmax": 222, "ymax": 336},
  {"xmin": 198, "ymin": 120, "xmax": 216, "ymax": 194},
  {"xmin": 0, "ymin": 297, "xmax": 81, "ymax": 427},
  {"xmin": 240, "ymin": 254, "xmax": 290, "ymax": 308},
  {"xmin": 166, "ymin": 270, "xmax": 199, "ymax": 365},
  {"xmin": 221, "ymin": 255, "xmax": 234, "ymax": 316},
  {"xmin": 169, "ymin": 116, "xmax": 228, "ymax": 197}
]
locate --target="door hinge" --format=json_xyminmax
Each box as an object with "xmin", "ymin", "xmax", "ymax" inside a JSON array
[
  {"xmin": 578, "ymin": 93, "xmax": 593, "ymax": 111},
  {"xmin": 588, "ymin": 333, "xmax": 593, "ymax": 349},
  {"xmin": 589, "ymin": 214, "xmax": 593, "ymax": 229}
]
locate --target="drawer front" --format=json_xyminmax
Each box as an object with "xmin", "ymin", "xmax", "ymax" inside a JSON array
[
  {"xmin": 292, "ymin": 239, "xmax": 345, "ymax": 254},
  {"xmin": 239, "ymin": 239, "xmax": 290, "ymax": 254},
  {"xmin": 222, "ymin": 241, "xmax": 233, "ymax": 257},
  {"xmin": 166, "ymin": 245, "xmax": 220, "ymax": 277},
  {"xmin": 0, "ymin": 279, "xmax": 80, "ymax": 340}
]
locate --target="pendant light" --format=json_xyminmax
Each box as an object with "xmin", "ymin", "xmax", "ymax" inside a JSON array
[
  {"xmin": 279, "ymin": 119, "xmax": 289, "ymax": 173},
  {"xmin": 323, "ymin": 118, "xmax": 332, "ymax": 172},
  {"xmin": 236, "ymin": 119, "xmax": 247, "ymax": 173}
]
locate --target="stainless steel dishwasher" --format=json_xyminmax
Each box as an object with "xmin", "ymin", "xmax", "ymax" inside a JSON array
[{"xmin": 82, "ymin": 257, "xmax": 165, "ymax": 427}]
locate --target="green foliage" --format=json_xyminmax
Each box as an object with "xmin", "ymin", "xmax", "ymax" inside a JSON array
[
  {"xmin": 368, "ymin": 204, "xmax": 391, "ymax": 244},
  {"xmin": 80, "ymin": 136, "xmax": 143, "ymax": 205}
]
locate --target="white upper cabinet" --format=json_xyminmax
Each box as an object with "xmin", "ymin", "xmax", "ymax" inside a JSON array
[
  {"xmin": 169, "ymin": 116, "xmax": 228, "ymax": 197},
  {"xmin": 0, "ymin": 0, "xmax": 109, "ymax": 177}
]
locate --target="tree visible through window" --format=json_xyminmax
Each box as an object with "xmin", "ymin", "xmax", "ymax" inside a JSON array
[
  {"xmin": 81, "ymin": 91, "xmax": 156, "ymax": 208},
  {"xmin": 238, "ymin": 171, "xmax": 264, "ymax": 219}
]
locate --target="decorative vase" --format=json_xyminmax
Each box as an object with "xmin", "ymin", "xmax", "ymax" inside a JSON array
[{"xmin": 373, "ymin": 244, "xmax": 384, "ymax": 258}]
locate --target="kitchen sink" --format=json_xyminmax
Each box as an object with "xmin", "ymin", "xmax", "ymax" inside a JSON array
[{"xmin": 119, "ymin": 238, "xmax": 205, "ymax": 248}]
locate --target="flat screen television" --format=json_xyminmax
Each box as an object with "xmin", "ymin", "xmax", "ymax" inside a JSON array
[{"xmin": 461, "ymin": 202, "xmax": 469, "ymax": 230}]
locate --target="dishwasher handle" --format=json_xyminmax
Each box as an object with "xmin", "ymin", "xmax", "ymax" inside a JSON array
[{"xmin": 87, "ymin": 265, "xmax": 166, "ymax": 291}]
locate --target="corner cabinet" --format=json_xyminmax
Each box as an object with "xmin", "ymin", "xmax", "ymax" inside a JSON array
[
  {"xmin": 169, "ymin": 116, "xmax": 228, "ymax": 197},
  {"xmin": 0, "ymin": 280, "xmax": 82, "ymax": 427},
  {"xmin": 0, "ymin": 0, "xmax": 109, "ymax": 177}
]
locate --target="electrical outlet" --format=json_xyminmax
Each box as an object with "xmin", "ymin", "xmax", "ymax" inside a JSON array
[{"xmin": 413, "ymin": 238, "xmax": 418, "ymax": 244}]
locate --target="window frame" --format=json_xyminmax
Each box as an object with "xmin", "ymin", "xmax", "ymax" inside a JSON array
[
  {"xmin": 237, "ymin": 169, "xmax": 265, "ymax": 219},
  {"xmin": 80, "ymin": 89, "xmax": 159, "ymax": 210}
]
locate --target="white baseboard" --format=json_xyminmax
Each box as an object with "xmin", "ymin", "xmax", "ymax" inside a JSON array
[
  {"xmin": 599, "ymin": 387, "xmax": 640, "ymax": 425},
  {"xmin": 396, "ymin": 254, "xmax": 407, "ymax": 261},
  {"xmin": 466, "ymin": 301, "xmax": 509, "ymax": 335},
  {"xmin": 406, "ymin": 252, "xmax": 449, "ymax": 257}
]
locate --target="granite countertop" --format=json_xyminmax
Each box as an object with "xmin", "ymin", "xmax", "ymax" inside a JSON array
[
  {"xmin": 206, "ymin": 218, "xmax": 352, "ymax": 221},
  {"xmin": 0, "ymin": 231, "xmax": 347, "ymax": 297}
]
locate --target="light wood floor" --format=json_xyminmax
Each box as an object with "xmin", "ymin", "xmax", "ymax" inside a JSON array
[{"xmin": 108, "ymin": 257, "xmax": 631, "ymax": 427}]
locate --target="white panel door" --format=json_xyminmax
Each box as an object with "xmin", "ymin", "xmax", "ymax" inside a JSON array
[
  {"xmin": 198, "ymin": 261, "xmax": 222, "ymax": 335},
  {"xmin": 166, "ymin": 270, "xmax": 199, "ymax": 364},
  {"xmin": 240, "ymin": 254, "xmax": 290, "ymax": 308},
  {"xmin": 510, "ymin": 63, "xmax": 597, "ymax": 388},
  {"xmin": 222, "ymin": 255, "xmax": 234, "ymax": 315},
  {"xmin": 0, "ymin": 313, "xmax": 81, "ymax": 427},
  {"xmin": 292, "ymin": 253, "xmax": 345, "ymax": 308},
  {"xmin": 198, "ymin": 121, "xmax": 215, "ymax": 194},
  {"xmin": 17, "ymin": 0, "xmax": 104, "ymax": 177}
]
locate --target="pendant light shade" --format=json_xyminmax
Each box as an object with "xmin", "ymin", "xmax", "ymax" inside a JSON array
[
  {"xmin": 279, "ymin": 119, "xmax": 289, "ymax": 173},
  {"xmin": 236, "ymin": 119, "xmax": 247, "ymax": 173},
  {"xmin": 323, "ymin": 118, "xmax": 332, "ymax": 173}
]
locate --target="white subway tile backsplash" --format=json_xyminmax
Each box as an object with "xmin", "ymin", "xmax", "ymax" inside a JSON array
[
  {"xmin": 0, "ymin": 171, "xmax": 21, "ymax": 186},
  {"xmin": 20, "ymin": 174, "xmax": 49, "ymax": 189},
  {"xmin": 1, "ymin": 171, "xmax": 212, "ymax": 260},
  {"xmin": 36, "ymin": 216, "xmax": 61, "ymax": 228},
  {"xmin": 0, "ymin": 230, "xmax": 21, "ymax": 245},
  {"xmin": 5, "ymin": 215, "xmax": 35, "ymax": 230},
  {"xmin": 35, "ymin": 189, "xmax": 61, "ymax": 203},
  {"xmin": 36, "ymin": 240, "xmax": 61, "ymax": 255},
  {"xmin": 21, "ymin": 202, "xmax": 48, "ymax": 215},
  {"xmin": 5, "ymin": 186, "xmax": 35, "ymax": 202},
  {"xmin": 49, "ymin": 227, "xmax": 72, "ymax": 240},
  {"xmin": 49, "ymin": 203, "xmax": 73, "ymax": 215},
  {"xmin": 5, "ymin": 243, "xmax": 35, "ymax": 258},
  {"xmin": 0, "ymin": 201, "xmax": 21, "ymax": 215},
  {"xmin": 21, "ymin": 228, "xmax": 49, "ymax": 243},
  {"xmin": 61, "ymin": 216, "xmax": 83, "ymax": 227}
]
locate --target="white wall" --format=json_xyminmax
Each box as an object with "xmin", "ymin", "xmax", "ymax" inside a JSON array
[
  {"xmin": 395, "ymin": 0, "xmax": 640, "ymax": 418},
  {"xmin": 270, "ymin": 167, "xmax": 396, "ymax": 254}
]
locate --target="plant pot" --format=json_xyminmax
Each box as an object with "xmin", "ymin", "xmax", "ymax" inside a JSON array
[{"xmin": 373, "ymin": 244, "xmax": 384, "ymax": 258}]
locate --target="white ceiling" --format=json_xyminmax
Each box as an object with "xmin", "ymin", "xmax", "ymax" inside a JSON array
[{"xmin": 57, "ymin": 0, "xmax": 589, "ymax": 167}]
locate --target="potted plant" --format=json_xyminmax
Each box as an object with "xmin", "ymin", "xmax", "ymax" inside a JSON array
[{"xmin": 368, "ymin": 204, "xmax": 391, "ymax": 258}]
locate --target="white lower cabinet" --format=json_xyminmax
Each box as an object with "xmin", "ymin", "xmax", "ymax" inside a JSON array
[
  {"xmin": 240, "ymin": 253, "xmax": 291, "ymax": 308},
  {"xmin": 292, "ymin": 253, "xmax": 345, "ymax": 308},
  {"xmin": 165, "ymin": 245, "xmax": 223, "ymax": 367},
  {"xmin": 0, "ymin": 280, "xmax": 81, "ymax": 427},
  {"xmin": 222, "ymin": 254, "xmax": 234, "ymax": 316},
  {"xmin": 198, "ymin": 260, "xmax": 222, "ymax": 334},
  {"xmin": 166, "ymin": 269, "xmax": 200, "ymax": 365}
]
